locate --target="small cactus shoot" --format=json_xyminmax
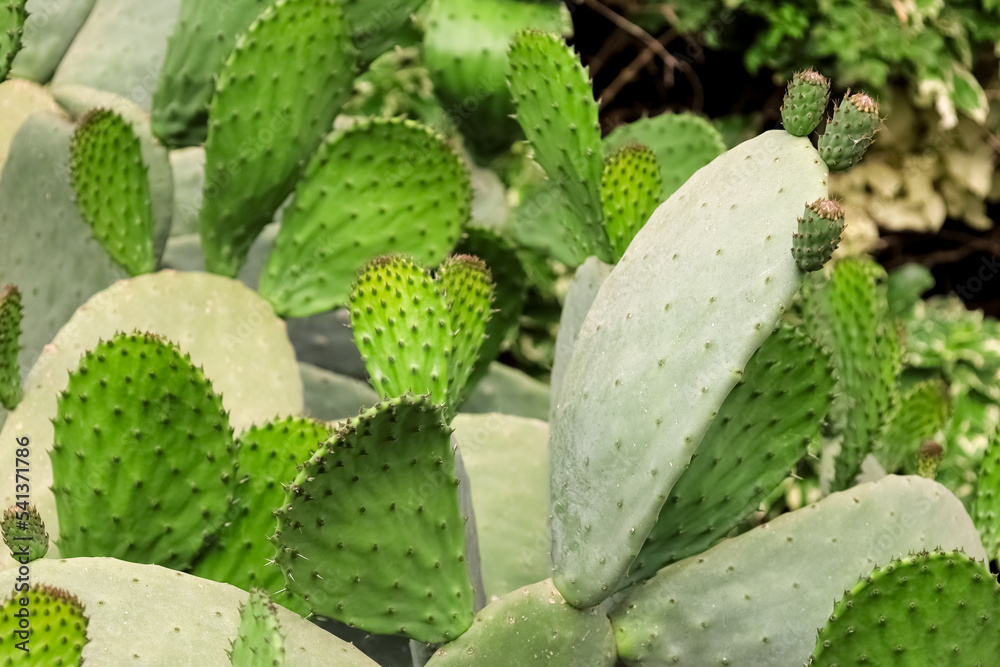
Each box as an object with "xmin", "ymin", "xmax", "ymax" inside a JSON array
[
  {"xmin": 229, "ymin": 589, "xmax": 286, "ymax": 667},
  {"xmin": 817, "ymin": 92, "xmax": 881, "ymax": 171},
  {"xmin": 792, "ymin": 198, "xmax": 845, "ymax": 272},
  {"xmin": 0, "ymin": 285, "xmax": 22, "ymax": 410},
  {"xmin": 917, "ymin": 441, "xmax": 944, "ymax": 479},
  {"xmin": 0, "ymin": 1, "xmax": 27, "ymax": 82},
  {"xmin": 1, "ymin": 504, "xmax": 49, "ymax": 562},
  {"xmin": 780, "ymin": 69, "xmax": 830, "ymax": 137}
]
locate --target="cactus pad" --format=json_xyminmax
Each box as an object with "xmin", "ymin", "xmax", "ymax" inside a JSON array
[
  {"xmin": 8, "ymin": 0, "xmax": 94, "ymax": 82},
  {"xmin": 0, "ymin": 1, "xmax": 26, "ymax": 81},
  {"xmin": 0, "ymin": 285, "xmax": 22, "ymax": 410},
  {"xmin": 437, "ymin": 255, "xmax": 494, "ymax": 406},
  {"xmin": 230, "ymin": 589, "xmax": 285, "ymax": 666},
  {"xmin": 809, "ymin": 550, "xmax": 1000, "ymax": 665},
  {"xmin": 974, "ymin": 427, "xmax": 1000, "ymax": 561},
  {"xmin": 2, "ymin": 503, "xmax": 48, "ymax": 562},
  {"xmin": 272, "ymin": 395, "xmax": 474, "ymax": 643},
  {"xmin": 508, "ymin": 30, "xmax": 610, "ymax": 264},
  {"xmin": 425, "ymin": 579, "xmax": 617, "ymax": 666},
  {"xmin": 50, "ymin": 332, "xmax": 236, "ymax": 570},
  {"xmin": 780, "ymin": 69, "xmax": 830, "ymax": 137},
  {"xmin": 875, "ymin": 379, "xmax": 951, "ymax": 473},
  {"xmin": 603, "ymin": 112, "xmax": 726, "ymax": 201},
  {"xmin": 199, "ymin": 0, "xmax": 356, "ymax": 276},
  {"xmin": 550, "ymin": 130, "xmax": 828, "ymax": 608},
  {"xmin": 611, "ymin": 476, "xmax": 987, "ymax": 666},
  {"xmin": 792, "ymin": 198, "xmax": 845, "ymax": 272},
  {"xmin": 342, "ymin": 0, "xmax": 425, "ymax": 63},
  {"xmin": 259, "ymin": 118, "xmax": 469, "ymax": 317},
  {"xmin": 70, "ymin": 108, "xmax": 156, "ymax": 275},
  {"xmin": 601, "ymin": 144, "xmax": 663, "ymax": 260},
  {"xmin": 818, "ymin": 92, "xmax": 881, "ymax": 172},
  {"xmin": 0, "ymin": 78, "xmax": 62, "ymax": 171},
  {"xmin": 0, "ymin": 583, "xmax": 88, "ymax": 664},
  {"xmin": 629, "ymin": 326, "xmax": 834, "ymax": 581}
]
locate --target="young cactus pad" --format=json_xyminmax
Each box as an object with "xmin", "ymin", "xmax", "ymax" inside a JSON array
[
  {"xmin": 791, "ymin": 198, "xmax": 845, "ymax": 272},
  {"xmin": 549, "ymin": 130, "xmax": 829, "ymax": 608},
  {"xmin": 0, "ymin": 285, "xmax": 22, "ymax": 410},
  {"xmin": 780, "ymin": 69, "xmax": 831, "ymax": 137},
  {"xmin": 258, "ymin": 118, "xmax": 470, "ymax": 318},
  {"xmin": 974, "ymin": 427, "xmax": 1000, "ymax": 561},
  {"xmin": 601, "ymin": 144, "xmax": 663, "ymax": 260},
  {"xmin": 817, "ymin": 92, "xmax": 881, "ymax": 171},
  {"xmin": 809, "ymin": 550, "xmax": 1000, "ymax": 665},
  {"xmin": 50, "ymin": 332, "xmax": 236, "ymax": 570},
  {"xmin": 229, "ymin": 589, "xmax": 286, "ymax": 667},
  {"xmin": 508, "ymin": 30, "xmax": 611, "ymax": 265},
  {"xmin": 0, "ymin": 583, "xmax": 88, "ymax": 664},
  {"xmin": 272, "ymin": 395, "xmax": 474, "ymax": 643},
  {"xmin": 70, "ymin": 108, "xmax": 156, "ymax": 276},
  {"xmin": 0, "ymin": 1, "xmax": 27, "ymax": 81},
  {"xmin": 874, "ymin": 379, "xmax": 951, "ymax": 472},
  {"xmin": 199, "ymin": 0, "xmax": 357, "ymax": 277},
  {"xmin": 2, "ymin": 504, "xmax": 49, "ymax": 562}
]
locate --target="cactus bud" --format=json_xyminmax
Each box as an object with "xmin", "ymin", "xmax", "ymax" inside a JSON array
[
  {"xmin": 917, "ymin": 441, "xmax": 944, "ymax": 479},
  {"xmin": 781, "ymin": 69, "xmax": 831, "ymax": 137},
  {"xmin": 2, "ymin": 504, "xmax": 50, "ymax": 561},
  {"xmin": 817, "ymin": 92, "xmax": 881, "ymax": 171},
  {"xmin": 0, "ymin": 284, "xmax": 22, "ymax": 410},
  {"xmin": 792, "ymin": 199, "xmax": 845, "ymax": 272}
]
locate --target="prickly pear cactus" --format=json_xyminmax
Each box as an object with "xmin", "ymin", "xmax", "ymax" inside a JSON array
[
  {"xmin": 817, "ymin": 92, "xmax": 881, "ymax": 171},
  {"xmin": 0, "ymin": 79, "xmax": 63, "ymax": 171},
  {"xmin": 1, "ymin": 504, "xmax": 49, "ymax": 561},
  {"xmin": 199, "ymin": 0, "xmax": 356, "ymax": 277},
  {"xmin": 340, "ymin": 0, "xmax": 425, "ymax": 63},
  {"xmin": 809, "ymin": 550, "xmax": 1000, "ymax": 665},
  {"xmin": 974, "ymin": 427, "xmax": 1000, "ymax": 561},
  {"xmin": 258, "ymin": 118, "xmax": 469, "ymax": 317},
  {"xmin": 50, "ymin": 332, "xmax": 236, "ymax": 570},
  {"xmin": 0, "ymin": 1, "xmax": 26, "ymax": 81},
  {"xmin": 780, "ymin": 69, "xmax": 830, "ymax": 137},
  {"xmin": 0, "ymin": 285, "xmax": 21, "ymax": 410},
  {"xmin": 601, "ymin": 144, "xmax": 663, "ymax": 260},
  {"xmin": 229, "ymin": 589, "xmax": 286, "ymax": 667},
  {"xmin": 272, "ymin": 395, "xmax": 474, "ymax": 643},
  {"xmin": 8, "ymin": 0, "xmax": 95, "ymax": 82},
  {"xmin": 0, "ymin": 583, "xmax": 88, "ymax": 664},
  {"xmin": 70, "ymin": 108, "xmax": 156, "ymax": 275},
  {"xmin": 438, "ymin": 255, "xmax": 494, "ymax": 408},
  {"xmin": 550, "ymin": 130, "xmax": 828, "ymax": 608},
  {"xmin": 791, "ymin": 198, "xmax": 845, "ymax": 272}
]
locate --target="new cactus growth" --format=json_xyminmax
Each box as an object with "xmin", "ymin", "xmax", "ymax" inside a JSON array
[
  {"xmin": 809, "ymin": 550, "xmax": 1000, "ymax": 665},
  {"xmin": 817, "ymin": 91, "xmax": 881, "ymax": 171},
  {"xmin": 229, "ymin": 588, "xmax": 286, "ymax": 666},
  {"xmin": 974, "ymin": 427, "xmax": 1000, "ymax": 561},
  {"xmin": 780, "ymin": 69, "xmax": 831, "ymax": 137},
  {"xmin": 917, "ymin": 441, "xmax": 944, "ymax": 479},
  {"xmin": 0, "ymin": 285, "xmax": 21, "ymax": 410},
  {"xmin": 0, "ymin": 1, "xmax": 26, "ymax": 81},
  {"xmin": 601, "ymin": 144, "xmax": 662, "ymax": 260},
  {"xmin": 70, "ymin": 108, "xmax": 156, "ymax": 276},
  {"xmin": 0, "ymin": 583, "xmax": 88, "ymax": 664},
  {"xmin": 875, "ymin": 380, "xmax": 951, "ymax": 472},
  {"xmin": 1, "ymin": 504, "xmax": 48, "ymax": 562},
  {"xmin": 791, "ymin": 198, "xmax": 845, "ymax": 272}
]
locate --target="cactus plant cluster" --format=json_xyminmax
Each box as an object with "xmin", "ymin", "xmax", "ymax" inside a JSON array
[{"xmin": 1, "ymin": 2, "xmax": 999, "ymax": 666}]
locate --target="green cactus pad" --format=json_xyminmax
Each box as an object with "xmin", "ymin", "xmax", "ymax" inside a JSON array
[
  {"xmin": 437, "ymin": 255, "xmax": 494, "ymax": 406},
  {"xmin": 192, "ymin": 416, "xmax": 331, "ymax": 615},
  {"xmin": 349, "ymin": 256, "xmax": 451, "ymax": 406},
  {"xmin": 8, "ymin": 0, "xmax": 95, "ymax": 82},
  {"xmin": 792, "ymin": 198, "xmax": 845, "ymax": 272},
  {"xmin": 601, "ymin": 144, "xmax": 663, "ymax": 260},
  {"xmin": 49, "ymin": 0, "xmax": 181, "ymax": 111},
  {"xmin": 152, "ymin": 0, "xmax": 269, "ymax": 146},
  {"xmin": 423, "ymin": 0, "xmax": 568, "ymax": 158},
  {"xmin": 230, "ymin": 589, "xmax": 285, "ymax": 666},
  {"xmin": 258, "ymin": 118, "xmax": 469, "ymax": 317},
  {"xmin": 629, "ymin": 326, "xmax": 834, "ymax": 581},
  {"xmin": 611, "ymin": 475, "xmax": 987, "ymax": 666},
  {"xmin": 272, "ymin": 395, "xmax": 474, "ymax": 643},
  {"xmin": 50, "ymin": 332, "xmax": 236, "ymax": 570},
  {"xmin": 780, "ymin": 69, "xmax": 831, "ymax": 137},
  {"xmin": 70, "ymin": 108, "xmax": 156, "ymax": 275},
  {"xmin": 425, "ymin": 579, "xmax": 616, "ymax": 666},
  {"xmin": 809, "ymin": 550, "xmax": 1000, "ymax": 665},
  {"xmin": 299, "ymin": 362, "xmax": 378, "ymax": 423},
  {"xmin": 508, "ymin": 30, "xmax": 610, "ymax": 264},
  {"xmin": 0, "ymin": 1, "xmax": 26, "ymax": 81},
  {"xmin": 200, "ymin": 0, "xmax": 356, "ymax": 277},
  {"xmin": 0, "ymin": 271, "xmax": 302, "ymax": 571},
  {"xmin": 1, "ymin": 504, "xmax": 48, "ymax": 562},
  {"xmin": 974, "ymin": 427, "xmax": 1000, "ymax": 561},
  {"xmin": 875, "ymin": 379, "xmax": 951, "ymax": 473},
  {"xmin": 453, "ymin": 413, "xmax": 550, "ymax": 599},
  {"xmin": 0, "ymin": 285, "xmax": 22, "ymax": 410},
  {"xmin": 0, "ymin": 583, "xmax": 88, "ymax": 664},
  {"xmin": 342, "ymin": 0, "xmax": 424, "ymax": 63},
  {"xmin": 0, "ymin": 557, "xmax": 380, "ymax": 665},
  {"xmin": 818, "ymin": 92, "xmax": 881, "ymax": 172},
  {"xmin": 550, "ymin": 130, "xmax": 828, "ymax": 608},
  {"xmin": 603, "ymin": 112, "xmax": 726, "ymax": 201},
  {"xmin": 0, "ymin": 79, "xmax": 63, "ymax": 171}
]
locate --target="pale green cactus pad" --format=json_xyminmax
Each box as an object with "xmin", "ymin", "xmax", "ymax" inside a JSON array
[
  {"xmin": 809, "ymin": 550, "xmax": 1000, "ymax": 665},
  {"xmin": 0, "ymin": 582, "xmax": 88, "ymax": 664},
  {"xmin": 8, "ymin": 0, "xmax": 96, "ymax": 82},
  {"xmin": 272, "ymin": 395, "xmax": 474, "ymax": 644},
  {"xmin": 0, "ymin": 285, "xmax": 22, "ymax": 410},
  {"xmin": 0, "ymin": 271, "xmax": 302, "ymax": 571},
  {"xmin": 230, "ymin": 589, "xmax": 286, "ymax": 667},
  {"xmin": 258, "ymin": 118, "xmax": 470, "ymax": 317},
  {"xmin": 425, "ymin": 579, "xmax": 617, "ymax": 666},
  {"xmin": 298, "ymin": 362, "xmax": 378, "ymax": 423},
  {"xmin": 0, "ymin": 557, "xmax": 380, "ymax": 665},
  {"xmin": 168, "ymin": 146, "xmax": 205, "ymax": 236},
  {"xmin": 200, "ymin": 0, "xmax": 356, "ymax": 277},
  {"xmin": 611, "ymin": 476, "xmax": 988, "ymax": 666},
  {"xmin": 550, "ymin": 130, "xmax": 828, "ymax": 608},
  {"xmin": 0, "ymin": 0, "xmax": 27, "ymax": 81},
  {"xmin": 601, "ymin": 144, "xmax": 663, "ymax": 260},
  {"xmin": 70, "ymin": 108, "xmax": 156, "ymax": 275},
  {"xmin": 460, "ymin": 362, "xmax": 550, "ymax": 422},
  {"xmin": 0, "ymin": 78, "xmax": 63, "ymax": 170}
]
